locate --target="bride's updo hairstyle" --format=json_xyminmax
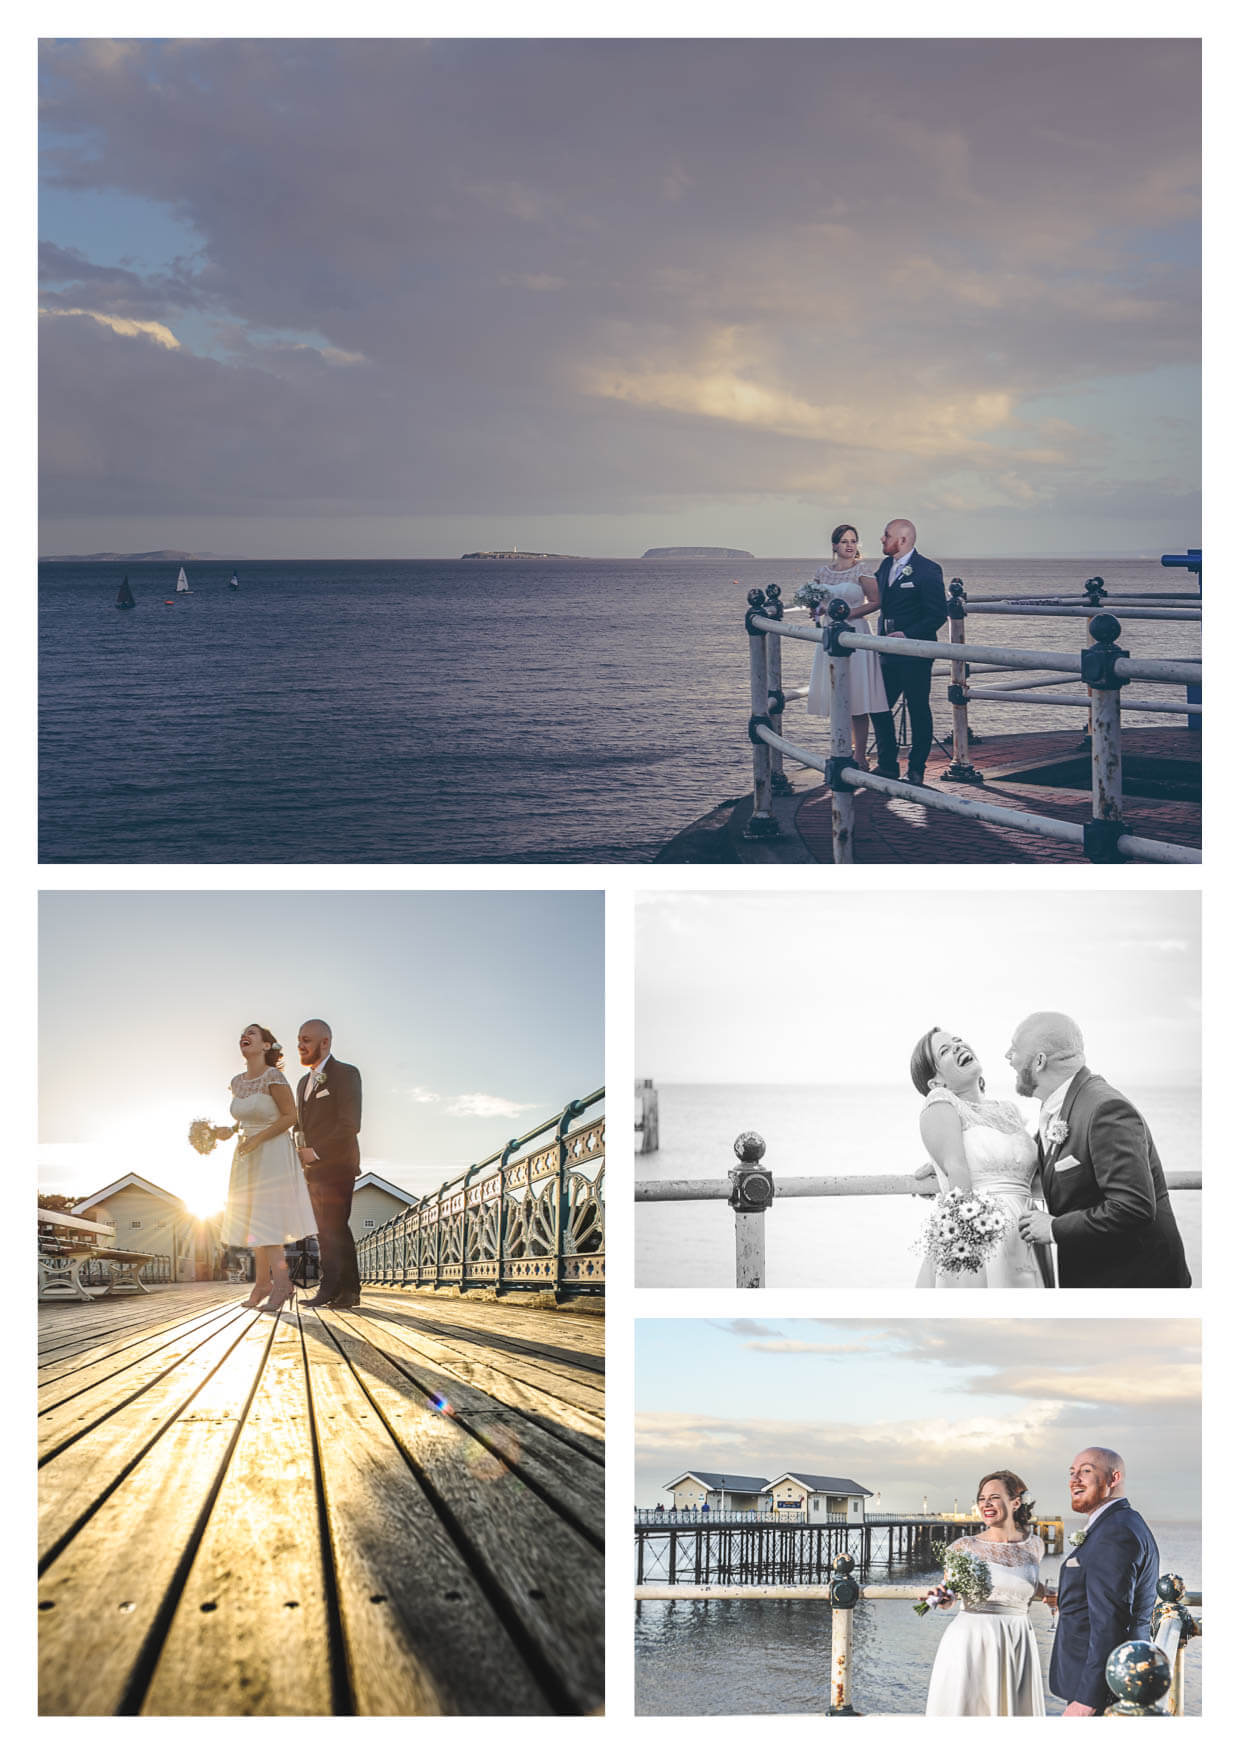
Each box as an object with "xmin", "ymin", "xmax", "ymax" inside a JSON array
[
  {"xmin": 910, "ymin": 1027, "xmax": 941, "ymax": 1097},
  {"xmin": 248, "ymin": 1024, "xmax": 284, "ymax": 1069},
  {"xmin": 977, "ymin": 1469, "xmax": 1035, "ymax": 1534},
  {"xmin": 831, "ymin": 523, "xmax": 858, "ymax": 551}
]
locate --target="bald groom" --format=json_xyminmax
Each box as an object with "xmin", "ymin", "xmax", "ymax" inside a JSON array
[{"xmin": 869, "ymin": 518, "xmax": 947, "ymax": 786}]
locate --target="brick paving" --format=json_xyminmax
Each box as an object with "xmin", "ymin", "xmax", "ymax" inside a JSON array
[{"xmin": 794, "ymin": 727, "xmax": 1200, "ymax": 864}]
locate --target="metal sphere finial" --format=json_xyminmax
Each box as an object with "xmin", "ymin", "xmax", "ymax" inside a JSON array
[
  {"xmin": 827, "ymin": 596, "xmax": 850, "ymax": 622},
  {"xmin": 1088, "ymin": 612, "xmax": 1122, "ymax": 644},
  {"xmin": 733, "ymin": 1131, "xmax": 766, "ymax": 1162},
  {"xmin": 1104, "ymin": 1640, "xmax": 1171, "ymax": 1709},
  {"xmin": 747, "ymin": 587, "xmax": 766, "ymax": 609}
]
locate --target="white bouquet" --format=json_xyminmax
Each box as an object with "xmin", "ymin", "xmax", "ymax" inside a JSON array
[{"xmin": 915, "ymin": 1187, "xmax": 1009, "ymax": 1276}]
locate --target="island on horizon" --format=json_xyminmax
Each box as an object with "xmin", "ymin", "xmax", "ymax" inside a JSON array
[
  {"xmin": 642, "ymin": 546, "xmax": 754, "ymax": 560},
  {"xmin": 460, "ymin": 549, "xmax": 583, "ymax": 560}
]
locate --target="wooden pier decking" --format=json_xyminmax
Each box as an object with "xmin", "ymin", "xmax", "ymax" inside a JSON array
[
  {"xmin": 38, "ymin": 1283, "xmax": 604, "ymax": 1716},
  {"xmin": 657, "ymin": 727, "xmax": 1200, "ymax": 863}
]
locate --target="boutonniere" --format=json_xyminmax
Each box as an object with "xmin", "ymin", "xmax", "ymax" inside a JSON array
[
  {"xmin": 1069, "ymin": 1530, "xmax": 1088, "ymax": 1549},
  {"xmin": 895, "ymin": 562, "xmax": 914, "ymax": 583},
  {"xmin": 1045, "ymin": 1117, "xmax": 1070, "ymax": 1149}
]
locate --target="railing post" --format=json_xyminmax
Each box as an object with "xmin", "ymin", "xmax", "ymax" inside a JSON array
[
  {"xmin": 744, "ymin": 588, "xmax": 779, "ymax": 838},
  {"xmin": 728, "ymin": 1132, "xmax": 773, "ymax": 1287},
  {"xmin": 554, "ymin": 1097, "xmax": 586, "ymax": 1298},
  {"xmin": 1152, "ymin": 1572, "xmax": 1200, "ymax": 1717},
  {"xmin": 764, "ymin": 585, "xmax": 793, "ymax": 795},
  {"xmin": 827, "ymin": 1553, "xmax": 860, "ymax": 1715},
  {"xmin": 942, "ymin": 580, "xmax": 982, "ymax": 781},
  {"xmin": 1081, "ymin": 613, "xmax": 1130, "ymax": 862},
  {"xmin": 825, "ymin": 599, "xmax": 856, "ymax": 863}
]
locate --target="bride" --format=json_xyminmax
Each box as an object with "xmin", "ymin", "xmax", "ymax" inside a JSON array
[
  {"xmin": 218, "ymin": 1024, "xmax": 318, "ymax": 1312},
  {"xmin": 910, "ymin": 1027, "xmax": 1052, "ymax": 1288},
  {"xmin": 925, "ymin": 1470, "xmax": 1053, "ymax": 1716},
  {"xmin": 805, "ymin": 522, "xmax": 887, "ymax": 769}
]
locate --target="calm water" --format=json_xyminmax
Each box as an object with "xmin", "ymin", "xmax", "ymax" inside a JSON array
[
  {"xmin": 635, "ymin": 1082, "xmax": 1202, "ymax": 1287},
  {"xmin": 634, "ymin": 1519, "xmax": 1202, "ymax": 1716},
  {"xmin": 39, "ymin": 557, "xmax": 1199, "ymax": 862}
]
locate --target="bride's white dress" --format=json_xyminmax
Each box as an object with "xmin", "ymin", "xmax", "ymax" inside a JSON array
[
  {"xmin": 916, "ymin": 1086, "xmax": 1047, "ymax": 1288},
  {"xmin": 805, "ymin": 561, "xmax": 889, "ymax": 717},
  {"xmin": 221, "ymin": 1066, "xmax": 317, "ymax": 1247},
  {"xmin": 925, "ymin": 1533, "xmax": 1048, "ymax": 1716}
]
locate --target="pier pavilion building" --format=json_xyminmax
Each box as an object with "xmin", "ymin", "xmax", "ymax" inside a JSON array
[{"xmin": 663, "ymin": 1469, "xmax": 872, "ymax": 1522}]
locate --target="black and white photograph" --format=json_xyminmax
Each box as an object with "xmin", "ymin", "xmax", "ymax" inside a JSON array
[{"xmin": 635, "ymin": 889, "xmax": 1200, "ymax": 1289}]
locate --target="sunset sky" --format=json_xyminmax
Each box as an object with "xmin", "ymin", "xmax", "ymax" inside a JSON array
[
  {"xmin": 636, "ymin": 1319, "xmax": 1200, "ymax": 1517},
  {"xmin": 38, "ymin": 36, "xmax": 1199, "ymax": 558},
  {"xmin": 38, "ymin": 889, "xmax": 603, "ymax": 1213}
]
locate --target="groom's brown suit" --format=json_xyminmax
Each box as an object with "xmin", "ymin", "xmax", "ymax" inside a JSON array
[{"xmin": 297, "ymin": 1054, "xmax": 362, "ymax": 1302}]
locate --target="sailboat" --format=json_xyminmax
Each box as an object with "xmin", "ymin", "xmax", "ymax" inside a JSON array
[
  {"xmin": 176, "ymin": 566, "xmax": 192, "ymax": 594},
  {"xmin": 228, "ymin": 570, "xmax": 239, "ymax": 591},
  {"xmin": 115, "ymin": 575, "xmax": 135, "ymax": 610}
]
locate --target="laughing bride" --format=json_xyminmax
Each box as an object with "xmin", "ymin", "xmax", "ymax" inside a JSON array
[{"xmin": 910, "ymin": 1027, "xmax": 1052, "ymax": 1288}]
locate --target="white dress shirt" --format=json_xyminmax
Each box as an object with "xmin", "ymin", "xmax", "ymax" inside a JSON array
[
  {"xmin": 1038, "ymin": 1074, "xmax": 1075, "ymax": 1148},
  {"xmin": 1087, "ymin": 1494, "xmax": 1126, "ymax": 1530}
]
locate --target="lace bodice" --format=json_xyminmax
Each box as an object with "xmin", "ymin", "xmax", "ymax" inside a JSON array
[
  {"xmin": 229, "ymin": 1066, "xmax": 290, "ymax": 1134},
  {"xmin": 948, "ymin": 1534, "xmax": 1045, "ymax": 1616},
  {"xmin": 922, "ymin": 1087, "xmax": 1039, "ymax": 1196},
  {"xmin": 811, "ymin": 561, "xmax": 868, "ymax": 609}
]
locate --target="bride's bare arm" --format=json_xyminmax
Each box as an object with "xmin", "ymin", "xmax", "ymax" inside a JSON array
[
  {"xmin": 237, "ymin": 1079, "xmax": 298, "ymax": 1153},
  {"xmin": 849, "ymin": 574, "xmax": 880, "ymax": 621},
  {"xmin": 919, "ymin": 1105, "xmax": 973, "ymax": 1192}
]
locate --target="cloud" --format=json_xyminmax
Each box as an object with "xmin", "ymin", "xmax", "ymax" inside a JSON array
[
  {"xmin": 40, "ymin": 307, "xmax": 181, "ymax": 349},
  {"xmin": 37, "ymin": 39, "xmax": 1198, "ymax": 545},
  {"xmin": 443, "ymin": 1092, "xmax": 538, "ymax": 1119},
  {"xmin": 398, "ymin": 1085, "xmax": 441, "ymax": 1105}
]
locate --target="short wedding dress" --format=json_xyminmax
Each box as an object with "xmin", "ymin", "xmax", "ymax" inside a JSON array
[
  {"xmin": 805, "ymin": 561, "xmax": 888, "ymax": 718},
  {"xmin": 925, "ymin": 1533, "xmax": 1047, "ymax": 1716},
  {"xmin": 221, "ymin": 1066, "xmax": 318, "ymax": 1247},
  {"xmin": 916, "ymin": 1086, "xmax": 1047, "ymax": 1288}
]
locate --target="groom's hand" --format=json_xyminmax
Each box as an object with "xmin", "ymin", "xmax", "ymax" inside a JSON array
[
  {"xmin": 1018, "ymin": 1210, "xmax": 1055, "ymax": 1244},
  {"xmin": 1063, "ymin": 1704, "xmax": 1096, "ymax": 1717},
  {"xmin": 298, "ymin": 1146, "xmax": 319, "ymax": 1167}
]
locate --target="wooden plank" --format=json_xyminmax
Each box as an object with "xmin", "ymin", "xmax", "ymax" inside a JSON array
[
  {"xmin": 139, "ymin": 1315, "xmax": 334, "ymax": 1717},
  {"xmin": 38, "ymin": 1302, "xmax": 253, "ymax": 1460},
  {"xmin": 37, "ymin": 1287, "xmax": 240, "ymax": 1360},
  {"xmin": 40, "ymin": 1298, "xmax": 244, "ymax": 1389},
  {"xmin": 39, "ymin": 1300, "xmax": 247, "ymax": 1413},
  {"xmin": 299, "ymin": 1309, "xmax": 551, "ymax": 1715},
  {"xmin": 361, "ymin": 1292, "xmax": 605, "ymax": 1367},
  {"xmin": 38, "ymin": 1317, "xmax": 276, "ymax": 1715},
  {"xmin": 360, "ymin": 1318, "xmax": 605, "ymax": 1445},
  {"xmin": 39, "ymin": 1309, "xmax": 265, "ymax": 1560},
  {"xmin": 337, "ymin": 1310, "xmax": 604, "ymax": 1540},
  {"xmin": 323, "ymin": 1315, "xmax": 603, "ymax": 1711},
  {"xmin": 366, "ymin": 1303, "xmax": 606, "ymax": 1409},
  {"xmin": 377, "ymin": 1308, "xmax": 606, "ymax": 1393}
]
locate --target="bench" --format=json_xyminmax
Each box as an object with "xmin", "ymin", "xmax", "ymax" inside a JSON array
[{"xmin": 38, "ymin": 1208, "xmax": 158, "ymax": 1302}]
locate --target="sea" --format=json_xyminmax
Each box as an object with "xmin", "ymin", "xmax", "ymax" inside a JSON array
[
  {"xmin": 38, "ymin": 556, "xmax": 1200, "ymax": 863},
  {"xmin": 634, "ymin": 1519, "xmax": 1202, "ymax": 1716},
  {"xmin": 635, "ymin": 1083, "xmax": 1202, "ymax": 1287}
]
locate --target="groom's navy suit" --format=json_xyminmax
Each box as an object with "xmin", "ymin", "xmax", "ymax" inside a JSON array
[
  {"xmin": 1041, "ymin": 1067, "xmax": 1190, "ymax": 1288},
  {"xmin": 1050, "ymin": 1500, "xmax": 1159, "ymax": 1713},
  {"xmin": 870, "ymin": 549, "xmax": 947, "ymax": 776},
  {"xmin": 297, "ymin": 1054, "xmax": 362, "ymax": 1302}
]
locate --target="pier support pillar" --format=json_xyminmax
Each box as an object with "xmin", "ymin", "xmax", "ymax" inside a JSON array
[{"xmin": 635, "ymin": 1080, "xmax": 659, "ymax": 1154}]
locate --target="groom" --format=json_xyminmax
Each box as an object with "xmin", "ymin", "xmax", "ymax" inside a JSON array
[
  {"xmin": 296, "ymin": 1018, "xmax": 363, "ymax": 1309},
  {"xmin": 1009, "ymin": 1012, "xmax": 1191, "ymax": 1287},
  {"xmin": 1050, "ymin": 1447, "xmax": 1160, "ymax": 1715},
  {"xmin": 869, "ymin": 517, "xmax": 947, "ymax": 786}
]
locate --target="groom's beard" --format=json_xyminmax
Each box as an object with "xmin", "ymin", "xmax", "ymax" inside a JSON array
[{"xmin": 1013, "ymin": 1066, "xmax": 1036, "ymax": 1098}]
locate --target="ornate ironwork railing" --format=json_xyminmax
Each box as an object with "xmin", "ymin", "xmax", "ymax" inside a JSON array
[{"xmin": 356, "ymin": 1087, "xmax": 604, "ymax": 1297}]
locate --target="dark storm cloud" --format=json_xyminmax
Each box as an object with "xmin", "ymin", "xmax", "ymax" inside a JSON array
[{"xmin": 39, "ymin": 38, "xmax": 1199, "ymax": 530}]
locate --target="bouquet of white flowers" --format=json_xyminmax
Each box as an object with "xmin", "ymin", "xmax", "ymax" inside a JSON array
[
  {"xmin": 793, "ymin": 580, "xmax": 829, "ymax": 614},
  {"xmin": 188, "ymin": 1117, "xmax": 222, "ymax": 1156},
  {"xmin": 915, "ymin": 1186, "xmax": 1009, "ymax": 1277},
  {"xmin": 914, "ymin": 1541, "xmax": 993, "ymax": 1616}
]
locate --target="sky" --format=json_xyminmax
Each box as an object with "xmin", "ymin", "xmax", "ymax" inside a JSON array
[
  {"xmin": 37, "ymin": 37, "xmax": 1200, "ymax": 558},
  {"xmin": 38, "ymin": 889, "xmax": 603, "ymax": 1213},
  {"xmin": 635, "ymin": 1318, "xmax": 1201, "ymax": 1518},
  {"xmin": 637, "ymin": 889, "xmax": 1200, "ymax": 1088}
]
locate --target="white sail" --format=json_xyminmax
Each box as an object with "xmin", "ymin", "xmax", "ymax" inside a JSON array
[
  {"xmin": 176, "ymin": 566, "xmax": 190, "ymax": 592},
  {"xmin": 229, "ymin": 571, "xmax": 239, "ymax": 589}
]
